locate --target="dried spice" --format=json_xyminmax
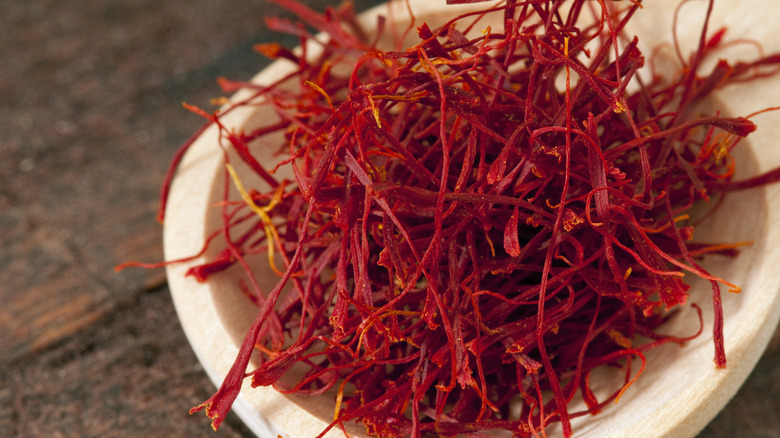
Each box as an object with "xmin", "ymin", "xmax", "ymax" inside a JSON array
[{"xmin": 148, "ymin": 0, "xmax": 780, "ymax": 436}]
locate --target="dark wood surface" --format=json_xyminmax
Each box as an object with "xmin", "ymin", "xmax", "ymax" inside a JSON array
[{"xmin": 1, "ymin": 1, "xmax": 778, "ymax": 437}]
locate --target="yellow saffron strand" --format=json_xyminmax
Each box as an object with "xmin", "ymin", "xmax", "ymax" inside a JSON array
[
  {"xmin": 225, "ymin": 163, "xmax": 284, "ymax": 275},
  {"xmin": 304, "ymin": 80, "xmax": 334, "ymax": 110},
  {"xmin": 368, "ymin": 94, "xmax": 382, "ymax": 128}
]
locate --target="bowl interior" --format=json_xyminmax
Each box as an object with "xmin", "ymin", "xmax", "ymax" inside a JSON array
[{"xmin": 166, "ymin": 1, "xmax": 780, "ymax": 437}]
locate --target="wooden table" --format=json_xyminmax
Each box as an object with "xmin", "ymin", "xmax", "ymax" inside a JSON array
[{"xmin": 2, "ymin": 1, "xmax": 778, "ymax": 436}]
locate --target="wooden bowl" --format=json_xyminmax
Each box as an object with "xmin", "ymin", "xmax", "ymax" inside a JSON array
[{"xmin": 164, "ymin": 1, "xmax": 780, "ymax": 436}]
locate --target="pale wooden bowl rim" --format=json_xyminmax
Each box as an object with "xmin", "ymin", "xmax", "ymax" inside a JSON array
[{"xmin": 164, "ymin": 1, "xmax": 780, "ymax": 436}]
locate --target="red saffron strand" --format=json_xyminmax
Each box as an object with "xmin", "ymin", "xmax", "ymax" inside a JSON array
[{"xmin": 148, "ymin": 1, "xmax": 780, "ymax": 437}]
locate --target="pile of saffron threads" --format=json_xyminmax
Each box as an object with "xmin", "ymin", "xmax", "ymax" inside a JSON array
[{"xmin": 156, "ymin": 0, "xmax": 780, "ymax": 436}]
